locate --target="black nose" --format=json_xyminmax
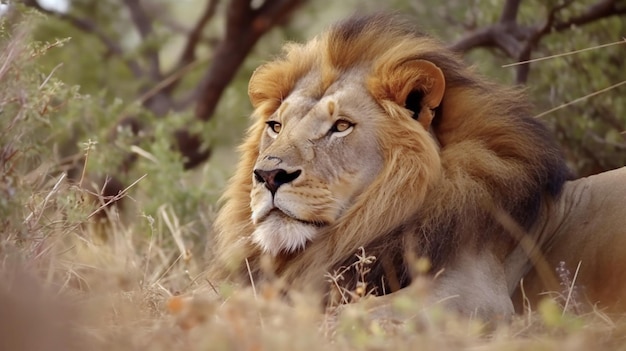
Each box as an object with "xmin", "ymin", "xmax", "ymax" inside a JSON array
[{"xmin": 253, "ymin": 168, "xmax": 301, "ymax": 195}]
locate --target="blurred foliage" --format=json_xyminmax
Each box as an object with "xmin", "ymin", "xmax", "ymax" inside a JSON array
[
  {"xmin": 0, "ymin": 10, "xmax": 221, "ymax": 254},
  {"xmin": 403, "ymin": 0, "xmax": 626, "ymax": 175},
  {"xmin": 0, "ymin": 12, "xmax": 88, "ymax": 221},
  {"xmin": 531, "ymin": 17, "xmax": 625, "ymax": 174}
]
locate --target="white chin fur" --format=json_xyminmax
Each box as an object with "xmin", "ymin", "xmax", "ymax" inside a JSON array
[{"xmin": 251, "ymin": 215, "xmax": 319, "ymax": 256}]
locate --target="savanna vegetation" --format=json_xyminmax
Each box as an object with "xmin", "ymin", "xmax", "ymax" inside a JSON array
[{"xmin": 0, "ymin": 1, "xmax": 625, "ymax": 350}]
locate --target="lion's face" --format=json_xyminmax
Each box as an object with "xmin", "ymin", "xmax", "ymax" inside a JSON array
[{"xmin": 250, "ymin": 72, "xmax": 384, "ymax": 255}]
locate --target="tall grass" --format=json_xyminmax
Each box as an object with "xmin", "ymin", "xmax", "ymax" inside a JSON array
[{"xmin": 1, "ymin": 12, "xmax": 625, "ymax": 351}]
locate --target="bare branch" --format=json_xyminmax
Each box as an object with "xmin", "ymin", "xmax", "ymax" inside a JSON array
[
  {"xmin": 179, "ymin": 0, "xmax": 220, "ymax": 68},
  {"xmin": 193, "ymin": 0, "xmax": 306, "ymax": 121},
  {"xmin": 512, "ymin": 0, "xmax": 575, "ymax": 83},
  {"xmin": 500, "ymin": 0, "xmax": 522, "ymax": 23},
  {"xmin": 160, "ymin": 0, "xmax": 220, "ymax": 95},
  {"xmin": 138, "ymin": 56, "xmax": 209, "ymax": 107},
  {"xmin": 554, "ymin": 0, "xmax": 626, "ymax": 31},
  {"xmin": 449, "ymin": 0, "xmax": 626, "ymax": 84},
  {"xmin": 449, "ymin": 23, "xmax": 527, "ymax": 58},
  {"xmin": 227, "ymin": 0, "xmax": 255, "ymax": 31},
  {"xmin": 514, "ymin": 47, "xmax": 531, "ymax": 84},
  {"xmin": 256, "ymin": 0, "xmax": 304, "ymax": 24},
  {"xmin": 448, "ymin": 26, "xmax": 496, "ymax": 53}
]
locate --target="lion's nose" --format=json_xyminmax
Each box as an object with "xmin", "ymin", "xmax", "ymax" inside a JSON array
[{"xmin": 253, "ymin": 168, "xmax": 301, "ymax": 195}]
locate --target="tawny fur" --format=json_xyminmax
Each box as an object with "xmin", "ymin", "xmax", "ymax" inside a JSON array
[{"xmin": 210, "ymin": 14, "xmax": 570, "ymax": 301}]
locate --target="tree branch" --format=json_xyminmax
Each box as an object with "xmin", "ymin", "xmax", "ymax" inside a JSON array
[
  {"xmin": 448, "ymin": 26, "xmax": 496, "ymax": 53},
  {"xmin": 165, "ymin": 0, "xmax": 305, "ymax": 168},
  {"xmin": 179, "ymin": 0, "xmax": 220, "ymax": 68},
  {"xmin": 500, "ymin": 0, "xmax": 522, "ymax": 23},
  {"xmin": 161, "ymin": 0, "xmax": 220, "ymax": 95},
  {"xmin": 512, "ymin": 0, "xmax": 575, "ymax": 83},
  {"xmin": 449, "ymin": 0, "xmax": 626, "ymax": 84},
  {"xmin": 554, "ymin": 0, "xmax": 626, "ymax": 31},
  {"xmin": 193, "ymin": 0, "xmax": 306, "ymax": 122}
]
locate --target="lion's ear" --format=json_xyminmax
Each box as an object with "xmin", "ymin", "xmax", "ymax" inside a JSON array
[
  {"xmin": 403, "ymin": 60, "xmax": 445, "ymax": 130},
  {"xmin": 373, "ymin": 59, "xmax": 445, "ymax": 130}
]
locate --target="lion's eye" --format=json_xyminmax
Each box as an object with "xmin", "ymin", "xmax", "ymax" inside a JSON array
[
  {"xmin": 266, "ymin": 121, "xmax": 282, "ymax": 138},
  {"xmin": 330, "ymin": 119, "xmax": 354, "ymax": 136}
]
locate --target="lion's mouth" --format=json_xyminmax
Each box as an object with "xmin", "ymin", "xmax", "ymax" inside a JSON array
[
  {"xmin": 251, "ymin": 193, "xmax": 330, "ymax": 228},
  {"xmin": 266, "ymin": 209, "xmax": 328, "ymax": 228}
]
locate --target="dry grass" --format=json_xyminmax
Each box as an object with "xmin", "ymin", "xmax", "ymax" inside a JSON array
[{"xmin": 2, "ymin": 175, "xmax": 626, "ymax": 351}]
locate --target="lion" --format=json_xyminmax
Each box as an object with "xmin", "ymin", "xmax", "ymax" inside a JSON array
[{"xmin": 209, "ymin": 13, "xmax": 626, "ymax": 319}]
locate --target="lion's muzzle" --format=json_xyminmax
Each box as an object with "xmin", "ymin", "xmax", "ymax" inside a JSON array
[{"xmin": 253, "ymin": 168, "xmax": 302, "ymax": 196}]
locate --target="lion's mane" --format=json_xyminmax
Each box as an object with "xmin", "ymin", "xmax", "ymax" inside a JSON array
[{"xmin": 209, "ymin": 14, "xmax": 571, "ymax": 300}]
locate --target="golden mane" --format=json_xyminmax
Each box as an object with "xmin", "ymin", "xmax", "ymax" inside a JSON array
[{"xmin": 210, "ymin": 13, "xmax": 570, "ymax": 299}]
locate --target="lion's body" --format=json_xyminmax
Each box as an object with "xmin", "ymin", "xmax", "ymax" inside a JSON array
[
  {"xmin": 511, "ymin": 167, "xmax": 626, "ymax": 313},
  {"xmin": 210, "ymin": 14, "xmax": 583, "ymax": 317}
]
